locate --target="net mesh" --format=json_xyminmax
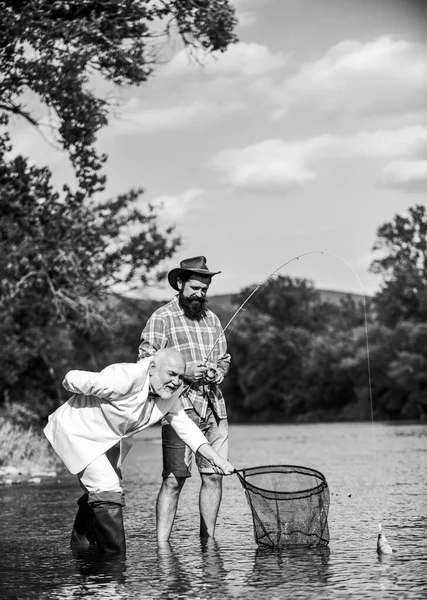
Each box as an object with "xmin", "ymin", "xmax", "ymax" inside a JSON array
[{"xmin": 236, "ymin": 465, "xmax": 330, "ymax": 548}]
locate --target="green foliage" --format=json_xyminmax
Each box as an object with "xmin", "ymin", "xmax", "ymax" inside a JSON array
[
  {"xmin": 0, "ymin": 1, "xmax": 238, "ymax": 421},
  {"xmin": 0, "ymin": 0, "xmax": 238, "ymax": 193},
  {"xmin": 221, "ymin": 276, "xmax": 371, "ymax": 421},
  {"xmin": 0, "ymin": 135, "xmax": 180, "ymax": 410},
  {"xmin": 221, "ymin": 268, "xmax": 427, "ymax": 423},
  {"xmin": 303, "ymin": 329, "xmax": 360, "ymax": 419},
  {"xmin": 371, "ymin": 204, "xmax": 427, "ymax": 325}
]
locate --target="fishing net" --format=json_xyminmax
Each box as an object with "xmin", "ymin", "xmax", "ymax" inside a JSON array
[{"xmin": 236, "ymin": 465, "xmax": 330, "ymax": 548}]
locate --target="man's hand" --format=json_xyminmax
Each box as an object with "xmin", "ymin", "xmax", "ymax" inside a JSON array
[
  {"xmin": 197, "ymin": 444, "xmax": 235, "ymax": 475},
  {"xmin": 214, "ymin": 458, "xmax": 235, "ymax": 476},
  {"xmin": 204, "ymin": 367, "xmax": 224, "ymax": 385},
  {"xmin": 185, "ymin": 362, "xmax": 207, "ymax": 382}
]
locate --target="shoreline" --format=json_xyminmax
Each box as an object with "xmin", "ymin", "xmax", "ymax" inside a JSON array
[{"xmin": 0, "ymin": 465, "xmax": 60, "ymax": 486}]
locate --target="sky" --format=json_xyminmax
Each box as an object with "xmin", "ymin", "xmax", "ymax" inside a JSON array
[{"xmin": 11, "ymin": 0, "xmax": 427, "ymax": 300}]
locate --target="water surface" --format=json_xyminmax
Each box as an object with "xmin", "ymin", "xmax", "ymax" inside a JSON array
[{"xmin": 1, "ymin": 422, "xmax": 426, "ymax": 599}]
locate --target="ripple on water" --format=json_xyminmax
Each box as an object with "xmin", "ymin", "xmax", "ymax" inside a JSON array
[{"xmin": 0, "ymin": 423, "xmax": 426, "ymax": 599}]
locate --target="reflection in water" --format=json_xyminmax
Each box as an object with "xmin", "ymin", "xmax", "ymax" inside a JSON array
[
  {"xmin": 73, "ymin": 550, "xmax": 127, "ymax": 585},
  {"xmin": 156, "ymin": 538, "xmax": 230, "ymax": 599},
  {"xmin": 247, "ymin": 545, "xmax": 331, "ymax": 590},
  {"xmin": 157, "ymin": 541, "xmax": 192, "ymax": 598},
  {"xmin": 200, "ymin": 538, "xmax": 230, "ymax": 599},
  {"xmin": 45, "ymin": 551, "xmax": 128, "ymax": 599}
]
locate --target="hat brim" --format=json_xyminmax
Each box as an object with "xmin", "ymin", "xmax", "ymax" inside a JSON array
[{"xmin": 168, "ymin": 268, "xmax": 221, "ymax": 291}]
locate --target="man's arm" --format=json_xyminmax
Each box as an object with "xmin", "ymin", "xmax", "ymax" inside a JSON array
[
  {"xmin": 138, "ymin": 312, "xmax": 167, "ymax": 360},
  {"xmin": 214, "ymin": 352, "xmax": 231, "ymax": 384},
  {"xmin": 62, "ymin": 363, "xmax": 138, "ymax": 400},
  {"xmin": 208, "ymin": 318, "xmax": 231, "ymax": 384},
  {"xmin": 164, "ymin": 404, "xmax": 235, "ymax": 475}
]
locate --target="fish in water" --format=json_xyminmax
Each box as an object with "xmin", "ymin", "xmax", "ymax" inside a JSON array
[{"xmin": 377, "ymin": 523, "xmax": 393, "ymax": 555}]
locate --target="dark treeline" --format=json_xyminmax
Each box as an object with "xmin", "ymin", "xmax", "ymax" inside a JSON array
[{"xmin": 2, "ymin": 205, "xmax": 427, "ymax": 426}]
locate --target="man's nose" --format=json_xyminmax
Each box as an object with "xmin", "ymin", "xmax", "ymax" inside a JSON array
[{"xmin": 194, "ymin": 289, "xmax": 204, "ymax": 298}]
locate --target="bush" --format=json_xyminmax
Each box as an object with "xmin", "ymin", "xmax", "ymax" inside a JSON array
[{"xmin": 0, "ymin": 419, "xmax": 60, "ymax": 473}]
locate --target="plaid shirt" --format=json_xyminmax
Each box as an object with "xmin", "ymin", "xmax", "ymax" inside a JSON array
[{"xmin": 138, "ymin": 296, "xmax": 230, "ymax": 419}]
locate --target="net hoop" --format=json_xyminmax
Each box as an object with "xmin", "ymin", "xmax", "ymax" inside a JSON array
[
  {"xmin": 236, "ymin": 464, "xmax": 328, "ymax": 501},
  {"xmin": 236, "ymin": 464, "xmax": 330, "ymax": 547}
]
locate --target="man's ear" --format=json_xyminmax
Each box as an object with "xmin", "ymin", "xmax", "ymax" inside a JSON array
[
  {"xmin": 149, "ymin": 360, "xmax": 156, "ymax": 375},
  {"xmin": 177, "ymin": 277, "xmax": 183, "ymax": 290}
]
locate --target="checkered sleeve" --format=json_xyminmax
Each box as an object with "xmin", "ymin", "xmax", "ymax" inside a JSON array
[
  {"xmin": 137, "ymin": 312, "xmax": 168, "ymax": 360},
  {"xmin": 214, "ymin": 315, "xmax": 231, "ymax": 377}
]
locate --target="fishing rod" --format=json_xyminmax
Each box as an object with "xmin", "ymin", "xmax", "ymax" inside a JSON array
[
  {"xmin": 202, "ymin": 249, "xmax": 381, "ymax": 527},
  {"xmin": 202, "ymin": 249, "xmax": 373, "ymax": 436},
  {"xmin": 205, "ymin": 249, "xmax": 369, "ymax": 361}
]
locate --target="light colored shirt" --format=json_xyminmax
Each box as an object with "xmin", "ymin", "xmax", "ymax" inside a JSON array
[
  {"xmin": 44, "ymin": 360, "xmax": 209, "ymax": 474},
  {"xmin": 138, "ymin": 296, "xmax": 230, "ymax": 419}
]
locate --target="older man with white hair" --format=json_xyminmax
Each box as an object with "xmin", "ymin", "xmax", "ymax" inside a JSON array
[{"xmin": 44, "ymin": 348, "xmax": 234, "ymax": 555}]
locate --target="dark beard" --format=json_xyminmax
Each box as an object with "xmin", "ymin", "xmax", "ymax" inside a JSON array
[{"xmin": 179, "ymin": 293, "xmax": 207, "ymax": 321}]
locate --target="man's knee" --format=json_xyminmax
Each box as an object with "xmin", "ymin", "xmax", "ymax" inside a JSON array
[
  {"xmin": 201, "ymin": 473, "xmax": 222, "ymax": 488},
  {"xmin": 160, "ymin": 476, "xmax": 186, "ymax": 495}
]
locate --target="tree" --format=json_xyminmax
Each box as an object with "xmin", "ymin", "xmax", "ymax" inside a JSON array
[
  {"xmin": 0, "ymin": 1, "xmax": 238, "ymax": 415},
  {"xmin": 302, "ymin": 330, "xmax": 359, "ymax": 420},
  {"xmin": 0, "ymin": 0, "xmax": 238, "ymax": 193},
  {"xmin": 223, "ymin": 311, "xmax": 312, "ymax": 421},
  {"xmin": 370, "ymin": 205, "xmax": 427, "ymax": 326},
  {"xmin": 0, "ymin": 136, "xmax": 179, "ymax": 411},
  {"xmin": 235, "ymin": 276, "xmax": 328, "ymax": 332}
]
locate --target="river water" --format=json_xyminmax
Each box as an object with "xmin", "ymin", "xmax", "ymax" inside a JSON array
[{"xmin": 0, "ymin": 422, "xmax": 426, "ymax": 599}]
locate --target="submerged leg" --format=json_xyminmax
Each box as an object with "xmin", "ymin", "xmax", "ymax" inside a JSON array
[
  {"xmin": 199, "ymin": 473, "xmax": 222, "ymax": 538},
  {"xmin": 70, "ymin": 493, "xmax": 96, "ymax": 549},
  {"xmin": 78, "ymin": 450, "xmax": 126, "ymax": 555},
  {"xmin": 157, "ymin": 420, "xmax": 192, "ymax": 542},
  {"xmin": 156, "ymin": 476, "xmax": 186, "ymax": 542},
  {"xmin": 89, "ymin": 498, "xmax": 126, "ymax": 555}
]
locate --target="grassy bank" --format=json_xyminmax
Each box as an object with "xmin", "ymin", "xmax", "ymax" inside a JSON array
[{"xmin": 0, "ymin": 419, "xmax": 61, "ymax": 480}]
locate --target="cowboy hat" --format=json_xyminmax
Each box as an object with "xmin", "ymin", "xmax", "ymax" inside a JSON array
[{"xmin": 168, "ymin": 256, "xmax": 221, "ymax": 291}]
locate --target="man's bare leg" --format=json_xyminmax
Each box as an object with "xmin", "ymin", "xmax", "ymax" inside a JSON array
[
  {"xmin": 156, "ymin": 475, "xmax": 185, "ymax": 542},
  {"xmin": 199, "ymin": 473, "xmax": 222, "ymax": 538}
]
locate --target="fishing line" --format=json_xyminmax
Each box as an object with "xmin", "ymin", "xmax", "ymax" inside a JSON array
[{"xmin": 202, "ymin": 249, "xmax": 381, "ymax": 528}]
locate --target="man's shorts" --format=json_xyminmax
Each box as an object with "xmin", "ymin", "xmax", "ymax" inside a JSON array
[{"xmin": 161, "ymin": 406, "xmax": 228, "ymax": 478}]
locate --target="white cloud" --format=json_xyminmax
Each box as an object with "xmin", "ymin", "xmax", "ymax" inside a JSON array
[
  {"xmin": 273, "ymin": 36, "xmax": 427, "ymax": 116},
  {"xmin": 107, "ymin": 41, "xmax": 288, "ymax": 135},
  {"xmin": 212, "ymin": 138, "xmax": 315, "ymax": 190},
  {"xmin": 151, "ymin": 188, "xmax": 204, "ymax": 221},
  {"xmin": 111, "ymin": 99, "xmax": 244, "ymax": 134},
  {"xmin": 211, "ymin": 126, "xmax": 427, "ymax": 191},
  {"xmin": 381, "ymin": 159, "xmax": 427, "ymax": 192},
  {"xmin": 162, "ymin": 41, "xmax": 289, "ymax": 80}
]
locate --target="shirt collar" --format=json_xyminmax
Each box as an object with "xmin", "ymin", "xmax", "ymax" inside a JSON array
[{"xmin": 171, "ymin": 294, "xmax": 185, "ymax": 315}]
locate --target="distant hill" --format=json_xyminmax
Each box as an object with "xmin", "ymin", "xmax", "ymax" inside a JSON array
[
  {"xmin": 119, "ymin": 288, "xmax": 370, "ymax": 318},
  {"xmin": 207, "ymin": 288, "xmax": 368, "ymax": 308},
  {"xmin": 317, "ymin": 289, "xmax": 367, "ymax": 305}
]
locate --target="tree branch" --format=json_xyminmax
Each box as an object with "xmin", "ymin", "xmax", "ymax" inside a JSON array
[{"xmin": 0, "ymin": 102, "xmax": 39, "ymax": 127}]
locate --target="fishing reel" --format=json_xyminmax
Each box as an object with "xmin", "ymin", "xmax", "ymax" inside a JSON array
[{"xmin": 204, "ymin": 367, "xmax": 217, "ymax": 382}]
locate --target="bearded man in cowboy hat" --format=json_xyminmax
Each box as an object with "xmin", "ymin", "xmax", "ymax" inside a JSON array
[{"xmin": 138, "ymin": 256, "xmax": 231, "ymax": 541}]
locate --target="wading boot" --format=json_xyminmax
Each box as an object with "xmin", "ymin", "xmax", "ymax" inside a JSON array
[
  {"xmin": 91, "ymin": 501, "xmax": 126, "ymax": 555},
  {"xmin": 70, "ymin": 493, "xmax": 96, "ymax": 549}
]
